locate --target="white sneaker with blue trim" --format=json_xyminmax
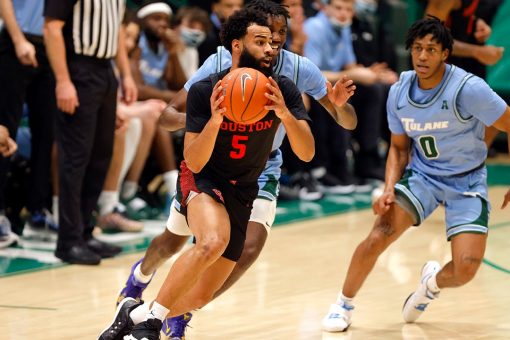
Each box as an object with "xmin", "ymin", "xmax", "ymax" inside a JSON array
[
  {"xmin": 322, "ymin": 302, "xmax": 354, "ymax": 332},
  {"xmin": 402, "ymin": 260, "xmax": 441, "ymax": 323}
]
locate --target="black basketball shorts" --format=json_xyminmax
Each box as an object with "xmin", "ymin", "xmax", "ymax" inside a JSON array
[{"xmin": 175, "ymin": 161, "xmax": 258, "ymax": 261}]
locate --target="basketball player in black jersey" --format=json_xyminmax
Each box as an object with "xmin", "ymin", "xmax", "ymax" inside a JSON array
[{"xmin": 98, "ymin": 8, "xmax": 314, "ymax": 339}]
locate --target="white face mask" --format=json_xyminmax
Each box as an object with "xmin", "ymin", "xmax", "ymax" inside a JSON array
[
  {"xmin": 355, "ymin": 0, "xmax": 377, "ymax": 17},
  {"xmin": 180, "ymin": 27, "xmax": 206, "ymax": 48},
  {"xmin": 329, "ymin": 16, "xmax": 352, "ymax": 30}
]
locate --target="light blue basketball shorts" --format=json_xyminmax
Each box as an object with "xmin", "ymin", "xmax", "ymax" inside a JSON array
[{"xmin": 394, "ymin": 167, "xmax": 490, "ymax": 240}]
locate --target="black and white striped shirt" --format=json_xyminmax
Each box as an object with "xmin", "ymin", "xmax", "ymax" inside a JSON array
[{"xmin": 44, "ymin": 0, "xmax": 125, "ymax": 59}]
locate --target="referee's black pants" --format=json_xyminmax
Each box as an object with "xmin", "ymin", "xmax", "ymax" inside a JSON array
[
  {"xmin": 0, "ymin": 32, "xmax": 56, "ymax": 213},
  {"xmin": 56, "ymin": 57, "xmax": 117, "ymax": 251}
]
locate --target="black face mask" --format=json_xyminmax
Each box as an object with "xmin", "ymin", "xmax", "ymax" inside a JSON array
[{"xmin": 238, "ymin": 48, "xmax": 273, "ymax": 78}]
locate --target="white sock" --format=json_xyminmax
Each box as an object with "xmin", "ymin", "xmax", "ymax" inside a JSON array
[
  {"xmin": 52, "ymin": 195, "xmax": 59, "ymax": 224},
  {"xmin": 337, "ymin": 292, "xmax": 354, "ymax": 307},
  {"xmin": 121, "ymin": 181, "xmax": 138, "ymax": 200},
  {"xmin": 130, "ymin": 302, "xmax": 150, "ymax": 325},
  {"xmin": 426, "ymin": 272, "xmax": 440, "ymax": 293},
  {"xmin": 133, "ymin": 262, "xmax": 153, "ymax": 284},
  {"xmin": 97, "ymin": 191, "xmax": 119, "ymax": 216},
  {"xmin": 162, "ymin": 170, "xmax": 179, "ymax": 196},
  {"xmin": 147, "ymin": 301, "xmax": 170, "ymax": 321}
]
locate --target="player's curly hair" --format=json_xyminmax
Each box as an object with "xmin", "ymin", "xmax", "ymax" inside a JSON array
[
  {"xmin": 220, "ymin": 8, "xmax": 269, "ymax": 53},
  {"xmin": 405, "ymin": 16, "xmax": 454, "ymax": 52},
  {"xmin": 246, "ymin": 0, "xmax": 290, "ymax": 21}
]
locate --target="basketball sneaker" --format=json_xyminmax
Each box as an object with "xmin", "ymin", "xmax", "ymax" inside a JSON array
[
  {"xmin": 97, "ymin": 208, "xmax": 143, "ymax": 233},
  {"xmin": 402, "ymin": 260, "xmax": 441, "ymax": 323},
  {"xmin": 161, "ymin": 312, "xmax": 193, "ymax": 339},
  {"xmin": 322, "ymin": 302, "xmax": 354, "ymax": 332},
  {"xmin": 98, "ymin": 297, "xmax": 143, "ymax": 340},
  {"xmin": 117, "ymin": 258, "xmax": 154, "ymax": 306},
  {"xmin": 0, "ymin": 214, "xmax": 19, "ymax": 249},
  {"xmin": 123, "ymin": 318, "xmax": 162, "ymax": 340}
]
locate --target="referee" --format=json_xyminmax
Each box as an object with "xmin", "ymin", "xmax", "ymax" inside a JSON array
[{"xmin": 44, "ymin": 0, "xmax": 137, "ymax": 265}]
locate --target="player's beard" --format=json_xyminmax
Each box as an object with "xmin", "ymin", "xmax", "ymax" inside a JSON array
[{"xmin": 239, "ymin": 48, "xmax": 273, "ymax": 77}]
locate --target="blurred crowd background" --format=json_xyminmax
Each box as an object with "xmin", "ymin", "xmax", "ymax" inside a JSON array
[{"xmin": 0, "ymin": 0, "xmax": 508, "ymax": 254}]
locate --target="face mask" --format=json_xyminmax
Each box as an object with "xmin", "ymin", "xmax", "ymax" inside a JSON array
[
  {"xmin": 180, "ymin": 27, "xmax": 206, "ymax": 48},
  {"xmin": 329, "ymin": 17, "xmax": 351, "ymax": 30},
  {"xmin": 355, "ymin": 0, "xmax": 377, "ymax": 16}
]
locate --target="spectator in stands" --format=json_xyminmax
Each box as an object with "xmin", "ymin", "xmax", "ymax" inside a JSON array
[
  {"xmin": 0, "ymin": 0, "xmax": 58, "ymax": 237},
  {"xmin": 350, "ymin": 0, "xmax": 398, "ymax": 177},
  {"xmin": 197, "ymin": 0, "xmax": 243, "ymax": 65},
  {"xmin": 94, "ymin": 12, "xmax": 165, "ymax": 232},
  {"xmin": 169, "ymin": 7, "xmax": 211, "ymax": 84},
  {"xmin": 303, "ymin": 0, "xmax": 394, "ymax": 193},
  {"xmin": 128, "ymin": 2, "xmax": 180, "ymax": 215},
  {"xmin": 424, "ymin": 0, "xmax": 504, "ymax": 78},
  {"xmin": 281, "ymin": 0, "xmax": 308, "ymax": 55}
]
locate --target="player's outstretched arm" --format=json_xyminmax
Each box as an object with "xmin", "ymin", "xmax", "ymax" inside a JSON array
[
  {"xmin": 318, "ymin": 76, "xmax": 357, "ymax": 130},
  {"xmin": 159, "ymin": 88, "xmax": 188, "ymax": 131},
  {"xmin": 265, "ymin": 77, "xmax": 314, "ymax": 162},
  {"xmin": 183, "ymin": 81, "xmax": 225, "ymax": 173}
]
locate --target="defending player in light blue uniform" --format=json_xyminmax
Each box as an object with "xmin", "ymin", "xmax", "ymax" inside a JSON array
[
  {"xmin": 322, "ymin": 17, "xmax": 510, "ymax": 333},
  {"xmin": 389, "ymin": 64, "xmax": 505, "ymax": 238},
  {"xmin": 113, "ymin": 2, "xmax": 357, "ymax": 338}
]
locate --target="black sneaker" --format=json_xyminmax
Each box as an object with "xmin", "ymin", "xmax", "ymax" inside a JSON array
[
  {"xmin": 312, "ymin": 168, "xmax": 355, "ymax": 195},
  {"xmin": 124, "ymin": 318, "xmax": 162, "ymax": 340},
  {"xmin": 98, "ymin": 297, "xmax": 143, "ymax": 340},
  {"xmin": 287, "ymin": 171, "xmax": 324, "ymax": 201}
]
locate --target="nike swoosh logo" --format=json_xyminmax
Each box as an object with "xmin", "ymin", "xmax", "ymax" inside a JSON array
[{"xmin": 240, "ymin": 72, "xmax": 253, "ymax": 102}]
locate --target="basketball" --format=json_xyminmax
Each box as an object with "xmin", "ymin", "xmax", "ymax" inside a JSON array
[{"xmin": 220, "ymin": 67, "xmax": 271, "ymax": 125}]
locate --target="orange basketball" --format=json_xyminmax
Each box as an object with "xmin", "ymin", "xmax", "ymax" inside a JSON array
[{"xmin": 220, "ymin": 67, "xmax": 271, "ymax": 125}]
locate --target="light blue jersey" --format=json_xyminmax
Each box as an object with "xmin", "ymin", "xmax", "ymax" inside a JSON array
[
  {"xmin": 13, "ymin": 0, "xmax": 44, "ymax": 36},
  {"xmin": 388, "ymin": 65, "xmax": 507, "ymax": 240},
  {"xmin": 387, "ymin": 64, "xmax": 506, "ymax": 176},
  {"xmin": 184, "ymin": 47, "xmax": 327, "ymax": 200},
  {"xmin": 138, "ymin": 32, "xmax": 168, "ymax": 90}
]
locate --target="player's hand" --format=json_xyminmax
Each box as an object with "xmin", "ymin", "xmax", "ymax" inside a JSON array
[
  {"xmin": 14, "ymin": 39, "xmax": 38, "ymax": 67},
  {"xmin": 327, "ymin": 76, "xmax": 355, "ymax": 108},
  {"xmin": 210, "ymin": 80, "xmax": 225, "ymax": 125},
  {"xmin": 372, "ymin": 190, "xmax": 395, "ymax": 216},
  {"xmin": 56, "ymin": 80, "xmax": 79, "ymax": 114},
  {"xmin": 264, "ymin": 77, "xmax": 290, "ymax": 119},
  {"xmin": 475, "ymin": 45, "xmax": 504, "ymax": 66},
  {"xmin": 474, "ymin": 18, "xmax": 491, "ymax": 43},
  {"xmin": 0, "ymin": 126, "xmax": 17, "ymax": 157},
  {"xmin": 502, "ymin": 189, "xmax": 510, "ymax": 209},
  {"xmin": 121, "ymin": 75, "xmax": 138, "ymax": 104}
]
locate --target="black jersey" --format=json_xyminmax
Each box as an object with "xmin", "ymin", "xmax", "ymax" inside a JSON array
[{"xmin": 186, "ymin": 68, "xmax": 310, "ymax": 183}]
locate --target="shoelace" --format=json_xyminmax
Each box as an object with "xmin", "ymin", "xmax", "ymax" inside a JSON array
[{"xmin": 169, "ymin": 315, "xmax": 192, "ymax": 337}]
